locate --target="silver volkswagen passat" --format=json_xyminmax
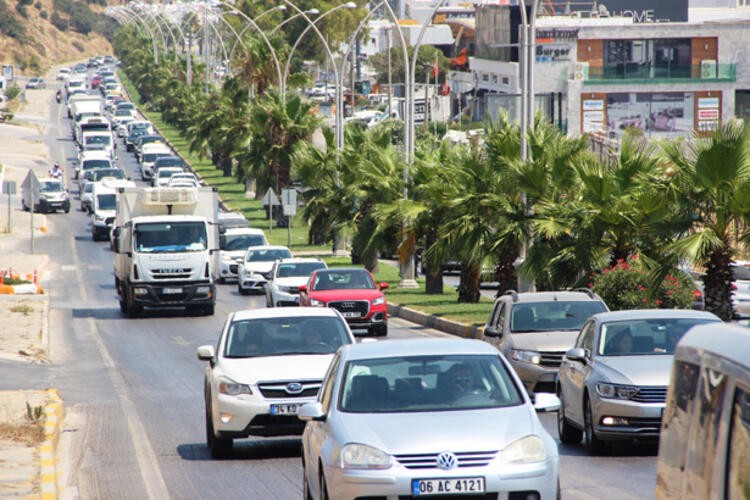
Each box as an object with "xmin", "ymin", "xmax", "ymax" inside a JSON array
[
  {"xmin": 556, "ymin": 309, "xmax": 721, "ymax": 453},
  {"xmin": 299, "ymin": 338, "xmax": 560, "ymax": 500}
]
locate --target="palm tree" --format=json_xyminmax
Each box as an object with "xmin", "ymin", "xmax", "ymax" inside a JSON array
[
  {"xmin": 236, "ymin": 91, "xmax": 321, "ymax": 196},
  {"xmin": 659, "ymin": 119, "xmax": 750, "ymax": 320}
]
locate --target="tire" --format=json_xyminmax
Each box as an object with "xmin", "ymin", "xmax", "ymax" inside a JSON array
[
  {"xmin": 584, "ymin": 395, "xmax": 606, "ymax": 454},
  {"xmin": 302, "ymin": 457, "xmax": 313, "ymax": 500},
  {"xmin": 373, "ymin": 324, "xmax": 388, "ymax": 337},
  {"xmin": 21, "ymin": 199, "xmax": 28, "ymax": 212},
  {"xmin": 206, "ymin": 403, "xmax": 232, "ymax": 459},
  {"xmin": 557, "ymin": 388, "xmax": 583, "ymax": 445},
  {"xmin": 119, "ymin": 299, "xmax": 128, "ymax": 314},
  {"xmin": 238, "ymin": 284, "xmax": 248, "ymax": 296},
  {"xmin": 319, "ymin": 471, "xmax": 330, "ymax": 500},
  {"xmin": 126, "ymin": 292, "xmax": 142, "ymax": 318}
]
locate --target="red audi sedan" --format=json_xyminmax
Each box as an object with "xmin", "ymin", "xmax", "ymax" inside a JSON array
[{"xmin": 299, "ymin": 268, "xmax": 389, "ymax": 336}]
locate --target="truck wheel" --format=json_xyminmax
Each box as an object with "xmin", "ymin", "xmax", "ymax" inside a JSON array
[
  {"xmin": 237, "ymin": 284, "xmax": 248, "ymax": 296},
  {"xmin": 119, "ymin": 299, "xmax": 128, "ymax": 314}
]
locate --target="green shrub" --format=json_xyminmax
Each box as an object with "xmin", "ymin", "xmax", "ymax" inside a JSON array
[
  {"xmin": 590, "ymin": 255, "xmax": 696, "ymax": 311},
  {"xmin": 15, "ymin": 3, "xmax": 28, "ymax": 18},
  {"xmin": 19, "ymin": 0, "xmax": 34, "ymax": 6},
  {"xmin": 40, "ymin": 10, "xmax": 47, "ymax": 18},
  {"xmin": 5, "ymin": 85, "xmax": 22, "ymax": 101},
  {"xmin": 50, "ymin": 11, "xmax": 68, "ymax": 31},
  {"xmin": 0, "ymin": 2, "xmax": 27, "ymax": 41},
  {"xmin": 34, "ymin": 1, "xmax": 42, "ymax": 8}
]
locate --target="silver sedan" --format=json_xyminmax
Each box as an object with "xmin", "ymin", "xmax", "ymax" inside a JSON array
[
  {"xmin": 299, "ymin": 338, "xmax": 561, "ymax": 500},
  {"xmin": 556, "ymin": 309, "xmax": 721, "ymax": 453}
]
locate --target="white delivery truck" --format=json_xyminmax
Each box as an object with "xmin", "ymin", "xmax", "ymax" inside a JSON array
[
  {"xmin": 113, "ymin": 186, "xmax": 219, "ymax": 317},
  {"xmin": 68, "ymin": 93, "xmax": 102, "ymax": 120}
]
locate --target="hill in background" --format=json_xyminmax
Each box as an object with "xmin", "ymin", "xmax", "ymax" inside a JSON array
[{"xmin": 0, "ymin": 0, "xmax": 115, "ymax": 75}]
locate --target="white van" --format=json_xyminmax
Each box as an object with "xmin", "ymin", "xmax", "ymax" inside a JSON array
[
  {"xmin": 81, "ymin": 130, "xmax": 115, "ymax": 160},
  {"xmin": 90, "ymin": 180, "xmax": 135, "ymax": 241},
  {"xmin": 655, "ymin": 323, "xmax": 750, "ymax": 499}
]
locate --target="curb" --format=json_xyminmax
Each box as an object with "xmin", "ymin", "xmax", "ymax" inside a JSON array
[
  {"xmin": 40, "ymin": 388, "xmax": 63, "ymax": 500},
  {"xmin": 388, "ymin": 304, "xmax": 484, "ymax": 339}
]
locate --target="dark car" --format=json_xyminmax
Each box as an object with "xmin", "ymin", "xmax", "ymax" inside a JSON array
[
  {"xmin": 152, "ymin": 156, "xmax": 185, "ymax": 171},
  {"xmin": 126, "ymin": 129, "xmax": 152, "ymax": 152}
]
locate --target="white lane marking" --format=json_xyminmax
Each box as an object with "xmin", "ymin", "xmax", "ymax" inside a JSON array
[
  {"xmin": 61, "ymin": 265, "xmax": 76, "ymax": 272},
  {"xmin": 70, "ymin": 235, "xmax": 171, "ymax": 500}
]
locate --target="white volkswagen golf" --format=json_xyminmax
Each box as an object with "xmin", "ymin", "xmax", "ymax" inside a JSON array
[{"xmin": 197, "ymin": 307, "xmax": 356, "ymax": 458}]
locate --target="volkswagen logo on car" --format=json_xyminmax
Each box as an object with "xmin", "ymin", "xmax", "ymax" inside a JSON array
[{"xmin": 436, "ymin": 451, "xmax": 457, "ymax": 470}]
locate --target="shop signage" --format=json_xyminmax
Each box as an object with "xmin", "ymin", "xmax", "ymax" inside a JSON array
[
  {"xmin": 698, "ymin": 97, "xmax": 720, "ymax": 108},
  {"xmin": 698, "ymin": 109, "xmax": 719, "ymax": 120},
  {"xmin": 544, "ymin": 0, "xmax": 687, "ymax": 23},
  {"xmin": 583, "ymin": 99, "xmax": 604, "ymax": 111}
]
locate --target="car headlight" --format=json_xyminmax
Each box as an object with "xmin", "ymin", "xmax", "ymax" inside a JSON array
[
  {"xmin": 510, "ymin": 349, "xmax": 541, "ymax": 365},
  {"xmin": 372, "ymin": 296, "xmax": 385, "ymax": 306},
  {"xmin": 596, "ymin": 383, "xmax": 639, "ymax": 400},
  {"xmin": 218, "ymin": 377, "xmax": 253, "ymax": 396},
  {"xmin": 499, "ymin": 435, "xmax": 547, "ymax": 464},
  {"xmin": 310, "ymin": 298, "xmax": 325, "ymax": 307},
  {"xmin": 340, "ymin": 443, "xmax": 392, "ymax": 469},
  {"xmin": 278, "ymin": 285, "xmax": 293, "ymax": 293},
  {"xmin": 95, "ymin": 214, "xmax": 105, "ymax": 222}
]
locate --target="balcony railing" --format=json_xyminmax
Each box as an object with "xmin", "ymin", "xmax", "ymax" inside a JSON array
[{"xmin": 583, "ymin": 63, "xmax": 736, "ymax": 84}]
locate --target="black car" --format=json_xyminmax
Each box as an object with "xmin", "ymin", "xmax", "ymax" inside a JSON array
[{"xmin": 125, "ymin": 129, "xmax": 151, "ymax": 152}]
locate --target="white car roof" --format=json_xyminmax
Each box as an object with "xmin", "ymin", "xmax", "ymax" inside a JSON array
[
  {"xmin": 80, "ymin": 150, "xmax": 111, "ymax": 160},
  {"xmin": 230, "ymin": 307, "xmax": 343, "ymax": 322},
  {"xmin": 340, "ymin": 337, "xmax": 498, "ymax": 361}
]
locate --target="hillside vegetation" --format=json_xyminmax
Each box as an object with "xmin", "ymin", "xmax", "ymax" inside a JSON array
[{"xmin": 0, "ymin": 0, "xmax": 115, "ymax": 74}]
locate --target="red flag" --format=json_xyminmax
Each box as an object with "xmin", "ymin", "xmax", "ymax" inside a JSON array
[
  {"xmin": 441, "ymin": 80, "xmax": 450, "ymax": 95},
  {"xmin": 432, "ymin": 52, "xmax": 439, "ymax": 78}
]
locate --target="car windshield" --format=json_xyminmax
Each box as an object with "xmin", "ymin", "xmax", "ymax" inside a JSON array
[
  {"xmin": 339, "ymin": 354, "xmax": 523, "ymax": 413},
  {"xmin": 598, "ymin": 318, "xmax": 720, "ymax": 356},
  {"xmin": 85, "ymin": 135, "xmax": 111, "ymax": 146},
  {"xmin": 222, "ymin": 234, "xmax": 266, "ymax": 251},
  {"xmin": 134, "ymin": 221, "xmax": 207, "ymax": 253},
  {"xmin": 82, "ymin": 160, "xmax": 111, "ymax": 170},
  {"xmin": 96, "ymin": 194, "xmax": 116, "ymax": 210},
  {"xmin": 114, "ymin": 109, "xmax": 131, "ymax": 116},
  {"xmin": 158, "ymin": 168, "xmax": 180, "ymax": 178},
  {"xmin": 224, "ymin": 316, "xmax": 351, "ymax": 358},
  {"xmin": 313, "ymin": 270, "xmax": 374, "ymax": 290},
  {"xmin": 40, "ymin": 181, "xmax": 64, "ymax": 193},
  {"xmin": 246, "ymin": 248, "xmax": 292, "ymax": 262},
  {"xmin": 83, "ymin": 183, "xmax": 94, "ymax": 193},
  {"xmin": 510, "ymin": 301, "xmax": 607, "ymax": 333},
  {"xmin": 92, "ymin": 169, "xmax": 124, "ymax": 181},
  {"xmin": 155, "ymin": 158, "xmax": 183, "ymax": 168},
  {"xmin": 277, "ymin": 262, "xmax": 326, "ymax": 278}
]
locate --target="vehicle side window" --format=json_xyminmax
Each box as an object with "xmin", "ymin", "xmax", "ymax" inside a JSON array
[
  {"xmin": 726, "ymin": 384, "xmax": 750, "ymax": 498},
  {"xmin": 319, "ymin": 354, "xmax": 341, "ymax": 413},
  {"xmin": 577, "ymin": 321, "xmax": 595, "ymax": 354},
  {"xmin": 493, "ymin": 302, "xmax": 506, "ymax": 332},
  {"xmin": 685, "ymin": 366, "xmax": 727, "ymax": 498}
]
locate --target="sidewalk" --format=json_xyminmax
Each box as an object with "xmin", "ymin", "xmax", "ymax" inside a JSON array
[{"xmin": 0, "ymin": 70, "xmax": 61, "ymax": 499}]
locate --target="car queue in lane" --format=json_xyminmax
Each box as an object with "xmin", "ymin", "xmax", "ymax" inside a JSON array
[{"xmin": 52, "ymin": 58, "xmax": 667, "ymax": 500}]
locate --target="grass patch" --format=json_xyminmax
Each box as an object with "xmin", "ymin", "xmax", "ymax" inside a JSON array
[
  {"xmin": 118, "ymin": 71, "xmax": 327, "ymax": 253},
  {"xmin": 9, "ymin": 304, "xmax": 33, "ymax": 315},
  {"xmin": 0, "ymin": 422, "xmax": 44, "ymax": 446},
  {"xmin": 322, "ymin": 257, "xmax": 493, "ymax": 327}
]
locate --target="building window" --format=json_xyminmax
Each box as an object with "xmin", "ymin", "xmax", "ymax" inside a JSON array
[
  {"xmin": 482, "ymin": 73, "xmax": 489, "ymax": 82},
  {"xmin": 502, "ymin": 76, "xmax": 509, "ymax": 85},
  {"xmin": 492, "ymin": 75, "xmax": 498, "ymax": 83},
  {"xmin": 602, "ymin": 39, "xmax": 691, "ymax": 79}
]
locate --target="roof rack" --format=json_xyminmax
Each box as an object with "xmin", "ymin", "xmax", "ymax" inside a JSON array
[
  {"xmin": 572, "ymin": 287, "xmax": 596, "ymax": 299},
  {"xmin": 503, "ymin": 289, "xmax": 519, "ymax": 302}
]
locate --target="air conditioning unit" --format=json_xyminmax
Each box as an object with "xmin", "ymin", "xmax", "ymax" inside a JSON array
[
  {"xmin": 701, "ymin": 60, "xmax": 717, "ymax": 79},
  {"xmin": 574, "ymin": 62, "xmax": 589, "ymax": 81}
]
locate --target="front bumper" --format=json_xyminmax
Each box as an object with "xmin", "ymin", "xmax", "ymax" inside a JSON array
[
  {"xmin": 592, "ymin": 397, "xmax": 664, "ymax": 441},
  {"xmin": 219, "ymin": 260, "xmax": 242, "ymax": 281},
  {"xmin": 323, "ymin": 457, "xmax": 558, "ymax": 500},
  {"xmin": 214, "ymin": 393, "xmax": 315, "ymax": 438},
  {"xmin": 238, "ymin": 272, "xmax": 267, "ymax": 292},
  {"xmin": 129, "ymin": 281, "xmax": 215, "ymax": 308},
  {"xmin": 270, "ymin": 288, "xmax": 300, "ymax": 307},
  {"xmin": 509, "ymin": 361, "xmax": 559, "ymax": 394},
  {"xmin": 38, "ymin": 198, "xmax": 70, "ymax": 212}
]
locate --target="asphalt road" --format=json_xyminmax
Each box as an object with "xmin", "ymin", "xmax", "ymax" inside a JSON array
[{"xmin": 0, "ymin": 80, "xmax": 658, "ymax": 499}]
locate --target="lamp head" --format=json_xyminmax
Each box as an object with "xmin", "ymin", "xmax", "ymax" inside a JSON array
[
  {"xmin": 344, "ymin": 2, "xmax": 357, "ymax": 8},
  {"xmin": 277, "ymin": 5, "xmax": 286, "ymax": 11},
  {"xmin": 306, "ymin": 8, "xmax": 320, "ymax": 15}
]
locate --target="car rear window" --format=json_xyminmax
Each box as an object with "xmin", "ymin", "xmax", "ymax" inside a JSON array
[{"xmin": 732, "ymin": 264, "xmax": 750, "ymax": 281}]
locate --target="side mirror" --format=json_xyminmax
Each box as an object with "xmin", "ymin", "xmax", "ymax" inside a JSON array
[
  {"xmin": 484, "ymin": 326, "xmax": 499, "ymax": 338},
  {"xmin": 565, "ymin": 347, "xmax": 587, "ymax": 364},
  {"xmin": 196, "ymin": 345, "xmax": 215, "ymax": 361},
  {"xmin": 379, "ymin": 282, "xmax": 389, "ymax": 290},
  {"xmin": 298, "ymin": 402, "xmax": 326, "ymax": 422},
  {"xmin": 531, "ymin": 392, "xmax": 561, "ymax": 413},
  {"xmin": 299, "ymin": 284, "xmax": 307, "ymax": 292}
]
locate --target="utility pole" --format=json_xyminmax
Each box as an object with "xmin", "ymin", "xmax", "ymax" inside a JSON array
[
  {"xmin": 187, "ymin": 31, "xmax": 192, "ymax": 86},
  {"xmin": 386, "ymin": 27, "xmax": 392, "ymax": 119},
  {"xmin": 203, "ymin": 0, "xmax": 209, "ymax": 94}
]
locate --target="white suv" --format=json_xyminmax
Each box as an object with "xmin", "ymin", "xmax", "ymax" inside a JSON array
[
  {"xmin": 237, "ymin": 245, "xmax": 292, "ymax": 295},
  {"xmin": 265, "ymin": 258, "xmax": 328, "ymax": 307},
  {"xmin": 197, "ymin": 307, "xmax": 355, "ymax": 458}
]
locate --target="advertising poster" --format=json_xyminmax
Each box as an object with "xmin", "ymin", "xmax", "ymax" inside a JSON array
[{"xmin": 605, "ymin": 92, "xmax": 694, "ymax": 139}]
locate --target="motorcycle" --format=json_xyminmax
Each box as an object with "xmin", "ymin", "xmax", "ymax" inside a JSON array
[{"xmin": 55, "ymin": 90, "xmax": 62, "ymax": 104}]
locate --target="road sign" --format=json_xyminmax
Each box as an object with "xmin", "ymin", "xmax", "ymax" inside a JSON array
[
  {"xmin": 281, "ymin": 189, "xmax": 297, "ymax": 216},
  {"xmin": 262, "ymin": 188, "xmax": 279, "ymax": 206},
  {"xmin": 2, "ymin": 180, "xmax": 16, "ymax": 195},
  {"xmin": 22, "ymin": 170, "xmax": 40, "ymax": 200}
]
